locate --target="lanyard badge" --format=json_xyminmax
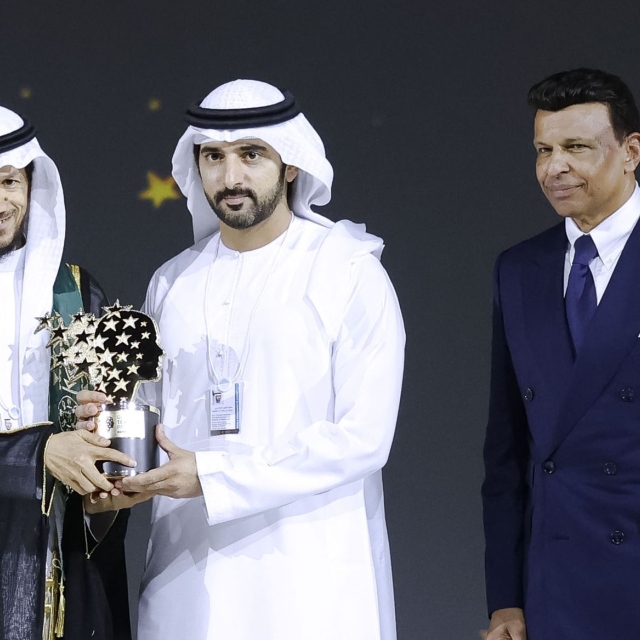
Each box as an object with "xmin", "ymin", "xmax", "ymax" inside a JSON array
[{"xmin": 209, "ymin": 380, "xmax": 243, "ymax": 435}]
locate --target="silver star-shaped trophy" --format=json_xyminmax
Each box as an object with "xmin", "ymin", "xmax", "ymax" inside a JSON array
[{"xmin": 38, "ymin": 301, "xmax": 164, "ymax": 478}]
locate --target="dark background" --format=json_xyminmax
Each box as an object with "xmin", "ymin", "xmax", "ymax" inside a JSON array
[{"xmin": 5, "ymin": 1, "xmax": 640, "ymax": 637}]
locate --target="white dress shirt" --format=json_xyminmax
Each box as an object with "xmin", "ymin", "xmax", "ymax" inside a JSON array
[{"xmin": 564, "ymin": 183, "xmax": 640, "ymax": 303}]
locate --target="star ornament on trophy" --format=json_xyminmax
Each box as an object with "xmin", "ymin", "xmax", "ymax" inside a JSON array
[{"xmin": 37, "ymin": 301, "xmax": 164, "ymax": 477}]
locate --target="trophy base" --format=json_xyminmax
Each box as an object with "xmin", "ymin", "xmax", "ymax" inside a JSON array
[{"xmin": 96, "ymin": 402, "xmax": 160, "ymax": 477}]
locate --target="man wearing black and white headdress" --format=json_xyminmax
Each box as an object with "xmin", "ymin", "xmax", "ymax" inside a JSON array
[
  {"xmin": 80, "ymin": 79, "xmax": 405, "ymax": 640},
  {"xmin": 0, "ymin": 106, "xmax": 133, "ymax": 640}
]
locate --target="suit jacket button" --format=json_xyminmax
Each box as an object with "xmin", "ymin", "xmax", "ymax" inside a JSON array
[
  {"xmin": 610, "ymin": 530, "xmax": 625, "ymax": 545},
  {"xmin": 524, "ymin": 387, "xmax": 534, "ymax": 402},
  {"xmin": 542, "ymin": 460, "xmax": 556, "ymax": 474},
  {"xmin": 604, "ymin": 462, "xmax": 618, "ymax": 475},
  {"xmin": 621, "ymin": 387, "xmax": 634, "ymax": 402}
]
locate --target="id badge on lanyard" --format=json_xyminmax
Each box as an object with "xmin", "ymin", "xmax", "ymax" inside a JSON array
[
  {"xmin": 204, "ymin": 221, "xmax": 293, "ymax": 438},
  {"xmin": 209, "ymin": 380, "xmax": 243, "ymax": 436}
]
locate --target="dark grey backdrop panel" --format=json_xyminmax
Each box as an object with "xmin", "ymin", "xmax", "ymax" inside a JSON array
[{"xmin": 4, "ymin": 1, "xmax": 640, "ymax": 637}]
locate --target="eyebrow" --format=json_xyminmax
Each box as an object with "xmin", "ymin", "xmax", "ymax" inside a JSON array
[
  {"xmin": 200, "ymin": 144, "xmax": 221, "ymax": 153},
  {"xmin": 200, "ymin": 143, "xmax": 268, "ymax": 153},
  {"xmin": 533, "ymin": 137, "xmax": 594, "ymax": 146},
  {"xmin": 238, "ymin": 144, "xmax": 268, "ymax": 153}
]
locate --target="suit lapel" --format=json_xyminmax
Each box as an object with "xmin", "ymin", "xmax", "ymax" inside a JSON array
[
  {"xmin": 548, "ymin": 218, "xmax": 640, "ymax": 456},
  {"xmin": 521, "ymin": 225, "xmax": 574, "ymax": 454}
]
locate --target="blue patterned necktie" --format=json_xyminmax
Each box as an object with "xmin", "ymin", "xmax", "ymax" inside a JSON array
[{"xmin": 566, "ymin": 234, "xmax": 598, "ymax": 353}]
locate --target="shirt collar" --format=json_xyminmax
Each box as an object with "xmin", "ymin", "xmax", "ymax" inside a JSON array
[{"xmin": 565, "ymin": 183, "xmax": 640, "ymax": 269}]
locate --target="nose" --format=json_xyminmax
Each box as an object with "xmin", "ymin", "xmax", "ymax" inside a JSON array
[
  {"xmin": 545, "ymin": 148, "xmax": 570, "ymax": 177},
  {"xmin": 223, "ymin": 155, "xmax": 244, "ymax": 189}
]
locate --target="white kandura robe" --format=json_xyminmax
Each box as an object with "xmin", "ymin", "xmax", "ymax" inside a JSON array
[
  {"xmin": 138, "ymin": 216, "xmax": 405, "ymax": 640},
  {"xmin": 0, "ymin": 247, "xmax": 24, "ymax": 430}
]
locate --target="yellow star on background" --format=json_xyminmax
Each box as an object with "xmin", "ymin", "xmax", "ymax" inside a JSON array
[
  {"xmin": 20, "ymin": 87, "xmax": 32, "ymax": 99},
  {"xmin": 139, "ymin": 171, "xmax": 180, "ymax": 208},
  {"xmin": 148, "ymin": 98, "xmax": 162, "ymax": 111}
]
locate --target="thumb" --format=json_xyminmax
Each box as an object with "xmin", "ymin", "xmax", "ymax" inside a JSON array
[
  {"xmin": 77, "ymin": 429, "xmax": 111, "ymax": 447},
  {"xmin": 156, "ymin": 424, "xmax": 180, "ymax": 458}
]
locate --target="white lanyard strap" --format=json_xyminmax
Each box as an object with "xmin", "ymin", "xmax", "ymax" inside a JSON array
[{"xmin": 204, "ymin": 214, "xmax": 294, "ymax": 388}]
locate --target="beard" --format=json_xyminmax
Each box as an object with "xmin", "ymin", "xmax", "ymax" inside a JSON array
[
  {"xmin": 0, "ymin": 211, "xmax": 28, "ymax": 262},
  {"xmin": 204, "ymin": 166, "xmax": 287, "ymax": 230}
]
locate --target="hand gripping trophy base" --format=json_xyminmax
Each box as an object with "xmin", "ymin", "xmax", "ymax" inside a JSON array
[{"xmin": 97, "ymin": 401, "xmax": 160, "ymax": 478}]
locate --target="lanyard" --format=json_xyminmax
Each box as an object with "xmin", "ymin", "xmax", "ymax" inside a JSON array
[{"xmin": 204, "ymin": 214, "xmax": 294, "ymax": 390}]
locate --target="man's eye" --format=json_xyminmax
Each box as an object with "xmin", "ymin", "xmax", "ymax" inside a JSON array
[
  {"xmin": 244, "ymin": 152, "xmax": 259, "ymax": 160},
  {"xmin": 537, "ymin": 148, "xmax": 551, "ymax": 155},
  {"xmin": 2, "ymin": 179, "xmax": 17, "ymax": 187}
]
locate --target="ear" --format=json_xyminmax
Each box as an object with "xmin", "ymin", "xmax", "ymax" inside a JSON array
[
  {"xmin": 623, "ymin": 132, "xmax": 640, "ymax": 172},
  {"xmin": 285, "ymin": 165, "xmax": 299, "ymax": 183}
]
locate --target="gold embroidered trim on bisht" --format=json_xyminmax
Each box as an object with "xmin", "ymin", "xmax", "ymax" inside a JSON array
[
  {"xmin": 0, "ymin": 420, "xmax": 53, "ymax": 435},
  {"xmin": 67, "ymin": 263, "xmax": 82, "ymax": 291}
]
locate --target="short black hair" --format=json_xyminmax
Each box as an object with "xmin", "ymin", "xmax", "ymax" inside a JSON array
[{"xmin": 528, "ymin": 68, "xmax": 640, "ymax": 143}]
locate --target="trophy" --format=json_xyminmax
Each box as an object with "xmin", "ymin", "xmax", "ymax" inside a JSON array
[{"xmin": 38, "ymin": 301, "xmax": 164, "ymax": 478}]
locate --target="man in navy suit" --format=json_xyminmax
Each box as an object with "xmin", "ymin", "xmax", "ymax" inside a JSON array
[{"xmin": 482, "ymin": 68, "xmax": 640, "ymax": 640}]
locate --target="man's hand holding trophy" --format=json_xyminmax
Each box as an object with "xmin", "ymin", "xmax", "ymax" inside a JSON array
[{"xmin": 40, "ymin": 301, "xmax": 165, "ymax": 511}]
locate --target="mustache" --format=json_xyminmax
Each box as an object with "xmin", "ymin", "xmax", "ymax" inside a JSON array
[{"xmin": 214, "ymin": 188, "xmax": 256, "ymax": 204}]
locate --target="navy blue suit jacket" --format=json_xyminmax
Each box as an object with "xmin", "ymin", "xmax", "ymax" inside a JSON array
[{"xmin": 483, "ymin": 217, "xmax": 640, "ymax": 639}]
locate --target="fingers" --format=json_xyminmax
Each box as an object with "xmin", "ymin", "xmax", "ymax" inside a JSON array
[
  {"xmin": 75, "ymin": 403, "xmax": 100, "ymax": 420},
  {"xmin": 84, "ymin": 490, "xmax": 154, "ymax": 514},
  {"xmin": 122, "ymin": 491, "xmax": 154, "ymax": 507},
  {"xmin": 75, "ymin": 429, "xmax": 137, "ymax": 467},
  {"xmin": 96, "ymin": 491, "xmax": 109, "ymax": 501},
  {"xmin": 121, "ymin": 467, "xmax": 167, "ymax": 492},
  {"xmin": 485, "ymin": 625, "xmax": 525, "ymax": 640},
  {"xmin": 74, "ymin": 402, "xmax": 101, "ymax": 432},
  {"xmin": 97, "ymin": 447, "xmax": 137, "ymax": 468},
  {"xmin": 76, "ymin": 429, "xmax": 111, "ymax": 447},
  {"xmin": 155, "ymin": 424, "xmax": 180, "ymax": 457},
  {"xmin": 75, "ymin": 390, "xmax": 110, "ymax": 430},
  {"xmin": 77, "ymin": 432, "xmax": 134, "ymax": 464},
  {"xmin": 486, "ymin": 608, "xmax": 526, "ymax": 640},
  {"xmin": 75, "ymin": 402, "xmax": 101, "ymax": 421},
  {"xmin": 80, "ymin": 466, "xmax": 116, "ymax": 494},
  {"xmin": 77, "ymin": 390, "xmax": 110, "ymax": 405},
  {"xmin": 44, "ymin": 432, "xmax": 133, "ymax": 495},
  {"xmin": 60, "ymin": 463, "xmax": 114, "ymax": 495},
  {"xmin": 120, "ymin": 455, "xmax": 201, "ymax": 499}
]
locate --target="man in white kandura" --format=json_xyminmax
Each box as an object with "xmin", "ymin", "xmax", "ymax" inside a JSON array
[
  {"xmin": 79, "ymin": 79, "xmax": 405, "ymax": 640},
  {"xmin": 0, "ymin": 106, "xmax": 132, "ymax": 640}
]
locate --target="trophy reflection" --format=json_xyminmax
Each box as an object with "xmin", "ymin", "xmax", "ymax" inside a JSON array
[{"xmin": 91, "ymin": 304, "xmax": 164, "ymax": 478}]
